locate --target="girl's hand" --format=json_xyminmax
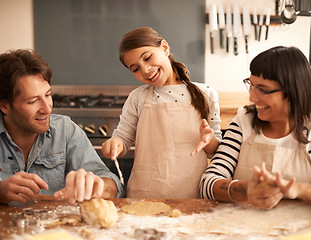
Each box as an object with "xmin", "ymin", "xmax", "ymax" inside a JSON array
[
  {"xmin": 191, "ymin": 119, "xmax": 214, "ymax": 156},
  {"xmin": 101, "ymin": 137, "xmax": 124, "ymax": 161}
]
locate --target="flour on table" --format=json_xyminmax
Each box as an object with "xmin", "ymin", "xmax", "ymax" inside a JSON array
[
  {"xmin": 179, "ymin": 200, "xmax": 311, "ymax": 237},
  {"xmin": 11, "ymin": 200, "xmax": 311, "ymax": 240}
]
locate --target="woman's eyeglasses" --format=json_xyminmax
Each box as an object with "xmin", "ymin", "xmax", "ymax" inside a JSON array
[{"xmin": 243, "ymin": 78, "xmax": 281, "ymax": 100}]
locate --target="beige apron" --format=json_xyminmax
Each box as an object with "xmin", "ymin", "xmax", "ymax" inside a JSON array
[
  {"xmin": 127, "ymin": 86, "xmax": 208, "ymax": 198},
  {"xmin": 234, "ymin": 130, "xmax": 311, "ymax": 182}
]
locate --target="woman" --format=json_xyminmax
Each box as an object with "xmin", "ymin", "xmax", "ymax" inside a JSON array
[
  {"xmin": 200, "ymin": 46, "xmax": 311, "ymax": 209},
  {"xmin": 102, "ymin": 27, "xmax": 222, "ymax": 198}
]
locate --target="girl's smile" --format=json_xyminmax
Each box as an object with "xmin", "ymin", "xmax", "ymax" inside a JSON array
[{"xmin": 147, "ymin": 68, "xmax": 160, "ymax": 82}]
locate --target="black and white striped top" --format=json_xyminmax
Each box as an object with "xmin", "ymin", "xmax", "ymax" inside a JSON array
[{"xmin": 200, "ymin": 107, "xmax": 311, "ymax": 199}]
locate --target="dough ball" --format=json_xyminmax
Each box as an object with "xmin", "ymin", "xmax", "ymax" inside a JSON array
[
  {"xmin": 168, "ymin": 209, "xmax": 182, "ymax": 218},
  {"xmin": 80, "ymin": 199, "xmax": 118, "ymax": 228},
  {"xmin": 256, "ymin": 181, "xmax": 275, "ymax": 190}
]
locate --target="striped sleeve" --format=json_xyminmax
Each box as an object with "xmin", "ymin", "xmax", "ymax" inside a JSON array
[{"xmin": 200, "ymin": 120, "xmax": 243, "ymax": 199}]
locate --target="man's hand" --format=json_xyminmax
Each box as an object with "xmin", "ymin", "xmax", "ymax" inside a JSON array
[
  {"xmin": 54, "ymin": 169, "xmax": 117, "ymax": 204},
  {"xmin": 0, "ymin": 171, "xmax": 48, "ymax": 204}
]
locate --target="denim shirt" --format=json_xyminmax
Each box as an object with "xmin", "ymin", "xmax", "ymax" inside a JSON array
[{"xmin": 0, "ymin": 114, "xmax": 123, "ymax": 197}]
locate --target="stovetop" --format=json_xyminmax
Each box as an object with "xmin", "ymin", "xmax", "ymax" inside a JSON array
[
  {"xmin": 51, "ymin": 85, "xmax": 136, "ymax": 158},
  {"xmin": 52, "ymin": 94, "xmax": 128, "ymax": 109},
  {"xmin": 52, "ymin": 85, "xmax": 138, "ymax": 109},
  {"xmin": 51, "ymin": 85, "xmax": 139, "ymax": 141}
]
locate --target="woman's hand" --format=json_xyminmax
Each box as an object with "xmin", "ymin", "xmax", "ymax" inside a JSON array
[
  {"xmin": 275, "ymin": 172, "xmax": 297, "ymax": 199},
  {"xmin": 191, "ymin": 119, "xmax": 214, "ymax": 156},
  {"xmin": 247, "ymin": 162, "xmax": 283, "ymax": 209},
  {"xmin": 101, "ymin": 137, "xmax": 124, "ymax": 160}
]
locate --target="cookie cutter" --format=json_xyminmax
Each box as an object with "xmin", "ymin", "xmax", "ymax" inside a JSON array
[
  {"xmin": 134, "ymin": 228, "xmax": 166, "ymax": 240},
  {"xmin": 9, "ymin": 208, "xmax": 48, "ymax": 228}
]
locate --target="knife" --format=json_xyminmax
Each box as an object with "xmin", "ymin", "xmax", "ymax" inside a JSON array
[
  {"xmin": 209, "ymin": 4, "xmax": 218, "ymax": 54},
  {"xmin": 253, "ymin": 7, "xmax": 258, "ymax": 40},
  {"xmin": 225, "ymin": 4, "xmax": 232, "ymax": 53},
  {"xmin": 258, "ymin": 11, "xmax": 264, "ymax": 41},
  {"xmin": 265, "ymin": 8, "xmax": 271, "ymax": 40},
  {"xmin": 233, "ymin": 4, "xmax": 241, "ymax": 56},
  {"xmin": 242, "ymin": 6, "xmax": 251, "ymax": 54},
  {"xmin": 218, "ymin": 4, "xmax": 225, "ymax": 49}
]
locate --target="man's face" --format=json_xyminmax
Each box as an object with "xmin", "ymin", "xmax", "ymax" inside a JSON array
[{"xmin": 1, "ymin": 74, "xmax": 53, "ymax": 137}]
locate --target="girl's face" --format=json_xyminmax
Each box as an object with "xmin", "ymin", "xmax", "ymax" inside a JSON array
[
  {"xmin": 249, "ymin": 74, "xmax": 290, "ymax": 128},
  {"xmin": 122, "ymin": 40, "xmax": 177, "ymax": 87}
]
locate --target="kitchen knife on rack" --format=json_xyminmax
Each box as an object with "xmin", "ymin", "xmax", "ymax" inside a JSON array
[
  {"xmin": 265, "ymin": 8, "xmax": 271, "ymax": 40},
  {"xmin": 253, "ymin": 7, "xmax": 258, "ymax": 40},
  {"xmin": 242, "ymin": 6, "xmax": 251, "ymax": 54},
  {"xmin": 258, "ymin": 11, "xmax": 264, "ymax": 41},
  {"xmin": 218, "ymin": 4, "xmax": 225, "ymax": 49},
  {"xmin": 225, "ymin": 4, "xmax": 232, "ymax": 53},
  {"xmin": 209, "ymin": 4, "xmax": 218, "ymax": 54},
  {"xmin": 233, "ymin": 4, "xmax": 241, "ymax": 56}
]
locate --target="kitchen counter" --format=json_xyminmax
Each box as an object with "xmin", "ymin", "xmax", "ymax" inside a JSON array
[
  {"xmin": 218, "ymin": 91, "xmax": 249, "ymax": 129},
  {"xmin": 1, "ymin": 195, "xmax": 311, "ymax": 240}
]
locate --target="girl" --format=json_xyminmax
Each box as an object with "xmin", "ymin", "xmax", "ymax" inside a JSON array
[{"xmin": 102, "ymin": 27, "xmax": 221, "ymax": 198}]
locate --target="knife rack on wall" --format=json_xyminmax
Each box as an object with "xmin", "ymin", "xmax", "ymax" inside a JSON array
[{"xmin": 205, "ymin": 14, "xmax": 282, "ymax": 25}]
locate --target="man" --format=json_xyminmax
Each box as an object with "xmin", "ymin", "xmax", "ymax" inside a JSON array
[{"xmin": 0, "ymin": 49, "xmax": 123, "ymax": 204}]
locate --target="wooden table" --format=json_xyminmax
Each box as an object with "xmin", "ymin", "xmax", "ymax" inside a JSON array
[
  {"xmin": 1, "ymin": 196, "xmax": 311, "ymax": 240},
  {"xmin": 0, "ymin": 196, "xmax": 217, "ymax": 239}
]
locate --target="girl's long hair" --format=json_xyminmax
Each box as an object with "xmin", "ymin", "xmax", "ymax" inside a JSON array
[{"xmin": 119, "ymin": 27, "xmax": 209, "ymax": 120}]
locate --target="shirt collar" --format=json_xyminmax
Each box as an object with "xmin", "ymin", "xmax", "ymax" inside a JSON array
[{"xmin": 0, "ymin": 112, "xmax": 7, "ymax": 134}]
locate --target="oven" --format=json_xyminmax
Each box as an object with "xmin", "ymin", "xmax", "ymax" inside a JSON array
[{"xmin": 52, "ymin": 85, "xmax": 138, "ymax": 186}]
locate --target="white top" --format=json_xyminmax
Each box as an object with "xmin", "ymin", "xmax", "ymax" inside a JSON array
[
  {"xmin": 112, "ymin": 83, "xmax": 222, "ymax": 153},
  {"xmin": 237, "ymin": 107, "xmax": 301, "ymax": 149}
]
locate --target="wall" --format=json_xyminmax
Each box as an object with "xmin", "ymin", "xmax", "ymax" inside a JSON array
[
  {"xmin": 205, "ymin": 0, "xmax": 311, "ymax": 92},
  {"xmin": 0, "ymin": 0, "xmax": 33, "ymax": 52},
  {"xmin": 33, "ymin": 0, "xmax": 205, "ymax": 86},
  {"xmin": 0, "ymin": 0, "xmax": 205, "ymax": 86},
  {"xmin": 0, "ymin": 0, "xmax": 310, "ymax": 92}
]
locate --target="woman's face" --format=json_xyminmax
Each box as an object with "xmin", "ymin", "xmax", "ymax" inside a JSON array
[
  {"xmin": 122, "ymin": 40, "xmax": 177, "ymax": 87},
  {"xmin": 249, "ymin": 74, "xmax": 290, "ymax": 126}
]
